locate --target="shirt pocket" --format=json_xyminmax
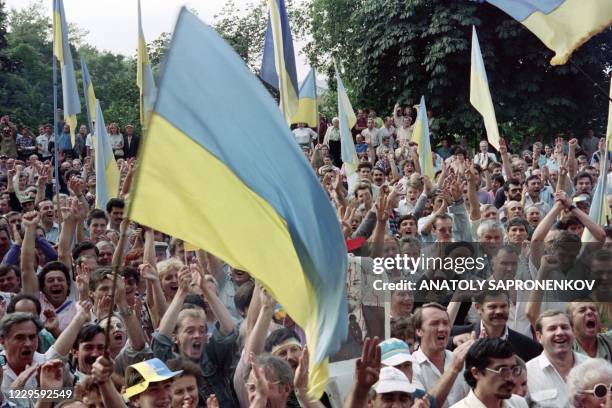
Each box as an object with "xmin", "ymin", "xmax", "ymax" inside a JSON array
[{"xmin": 530, "ymin": 388, "xmax": 560, "ymax": 407}]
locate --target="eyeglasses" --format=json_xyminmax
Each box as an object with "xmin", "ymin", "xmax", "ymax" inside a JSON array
[
  {"xmin": 484, "ymin": 365, "xmax": 523, "ymax": 378},
  {"xmin": 581, "ymin": 383, "xmax": 612, "ymax": 399}
]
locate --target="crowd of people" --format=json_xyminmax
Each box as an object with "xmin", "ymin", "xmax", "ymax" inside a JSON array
[{"xmin": 0, "ymin": 100, "xmax": 608, "ymax": 408}]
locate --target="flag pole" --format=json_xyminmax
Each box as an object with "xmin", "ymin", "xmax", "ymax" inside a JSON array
[
  {"xmin": 81, "ymin": 57, "xmax": 93, "ymax": 134},
  {"xmin": 52, "ymin": 4, "xmax": 62, "ymax": 225}
]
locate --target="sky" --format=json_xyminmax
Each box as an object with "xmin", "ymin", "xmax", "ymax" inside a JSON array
[{"xmin": 4, "ymin": 0, "xmax": 312, "ymax": 80}]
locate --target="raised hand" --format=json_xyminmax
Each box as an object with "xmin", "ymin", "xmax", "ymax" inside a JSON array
[
  {"xmin": 354, "ymin": 337, "xmax": 381, "ymax": 391},
  {"xmin": 249, "ymin": 352, "xmax": 269, "ymax": 404},
  {"xmin": 91, "ymin": 355, "xmax": 114, "ymax": 384},
  {"xmin": 294, "ymin": 346, "xmax": 310, "ymax": 395},
  {"xmin": 22, "ymin": 211, "xmax": 40, "ymax": 229},
  {"xmin": 39, "ymin": 360, "xmax": 64, "ymax": 389},
  {"xmin": 75, "ymin": 263, "xmax": 91, "ymax": 300},
  {"xmin": 177, "ymin": 266, "xmax": 192, "ymax": 294},
  {"xmin": 138, "ymin": 263, "xmax": 159, "ymax": 282},
  {"xmin": 374, "ymin": 192, "xmax": 389, "ymax": 222}
]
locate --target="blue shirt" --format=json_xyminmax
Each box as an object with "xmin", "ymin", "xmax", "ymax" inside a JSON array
[{"xmin": 57, "ymin": 133, "xmax": 72, "ymax": 151}]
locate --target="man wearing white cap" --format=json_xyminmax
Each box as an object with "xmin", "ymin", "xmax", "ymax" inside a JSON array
[
  {"xmin": 124, "ymin": 358, "xmax": 183, "ymax": 408},
  {"xmin": 345, "ymin": 337, "xmax": 430, "ymax": 408},
  {"xmin": 379, "ymin": 338, "xmax": 425, "ymax": 391}
]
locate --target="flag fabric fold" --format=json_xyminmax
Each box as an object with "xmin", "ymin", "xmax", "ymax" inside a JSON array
[
  {"xmin": 470, "ymin": 26, "xmax": 501, "ymax": 152},
  {"xmin": 137, "ymin": 0, "xmax": 157, "ymax": 128},
  {"xmin": 412, "ymin": 96, "xmax": 434, "ymax": 180},
  {"xmin": 486, "ymin": 0, "xmax": 612, "ymax": 65},
  {"xmin": 336, "ymin": 69, "xmax": 359, "ymax": 191},
  {"xmin": 260, "ymin": 0, "xmax": 299, "ymax": 123},
  {"xmin": 128, "ymin": 9, "xmax": 347, "ymax": 399},
  {"xmin": 80, "ymin": 57, "xmax": 96, "ymax": 132},
  {"xmin": 94, "ymin": 100, "xmax": 119, "ymax": 210},
  {"xmin": 53, "ymin": 0, "xmax": 81, "ymax": 145},
  {"xmin": 584, "ymin": 78, "xmax": 612, "ymax": 241},
  {"xmin": 291, "ymin": 67, "xmax": 318, "ymax": 127}
]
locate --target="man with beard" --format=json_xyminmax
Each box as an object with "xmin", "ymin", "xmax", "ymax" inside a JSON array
[
  {"xmin": 526, "ymin": 310, "xmax": 588, "ymax": 407},
  {"xmin": 567, "ymin": 301, "xmax": 612, "ymax": 361},
  {"xmin": 494, "ymin": 178, "xmax": 522, "ymax": 210},
  {"xmin": 152, "ymin": 266, "xmax": 238, "ymax": 406},
  {"xmin": 449, "ymin": 291, "xmax": 541, "ymax": 363},
  {"xmin": 452, "ymin": 338, "xmax": 528, "ymax": 407}
]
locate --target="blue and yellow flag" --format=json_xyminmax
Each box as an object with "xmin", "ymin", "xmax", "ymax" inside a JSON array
[
  {"xmin": 261, "ymin": 0, "xmax": 299, "ymax": 123},
  {"xmin": 53, "ymin": 0, "xmax": 81, "ymax": 145},
  {"xmin": 412, "ymin": 96, "xmax": 434, "ymax": 180},
  {"xmin": 128, "ymin": 9, "xmax": 347, "ymax": 398},
  {"xmin": 584, "ymin": 78, "xmax": 612, "ymax": 241},
  {"xmin": 485, "ymin": 0, "xmax": 612, "ymax": 65},
  {"xmin": 80, "ymin": 57, "xmax": 96, "ymax": 132},
  {"xmin": 291, "ymin": 67, "xmax": 318, "ymax": 127},
  {"xmin": 94, "ymin": 100, "xmax": 119, "ymax": 210},
  {"xmin": 470, "ymin": 26, "xmax": 500, "ymax": 152},
  {"xmin": 336, "ymin": 69, "xmax": 359, "ymax": 190},
  {"xmin": 137, "ymin": 0, "xmax": 157, "ymax": 128}
]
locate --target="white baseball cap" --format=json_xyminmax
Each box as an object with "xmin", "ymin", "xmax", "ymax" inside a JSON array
[{"xmin": 374, "ymin": 366, "xmax": 416, "ymax": 395}]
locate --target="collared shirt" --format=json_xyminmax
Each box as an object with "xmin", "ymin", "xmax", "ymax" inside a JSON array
[
  {"xmin": 44, "ymin": 222, "xmax": 60, "ymax": 244},
  {"xmin": 413, "ymin": 348, "xmax": 471, "ymax": 408},
  {"xmin": 323, "ymin": 126, "xmax": 340, "ymax": 143},
  {"xmin": 450, "ymin": 389, "xmax": 528, "ymax": 408},
  {"xmin": 573, "ymin": 332, "xmax": 612, "ymax": 361},
  {"xmin": 361, "ymin": 127, "xmax": 382, "ymax": 147},
  {"xmin": 526, "ymin": 351, "xmax": 588, "ymax": 408},
  {"xmin": 292, "ymin": 127, "xmax": 317, "ymax": 146},
  {"xmin": 479, "ymin": 320, "xmax": 509, "ymax": 340}
]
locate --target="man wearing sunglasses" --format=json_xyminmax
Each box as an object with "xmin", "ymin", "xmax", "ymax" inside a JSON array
[{"xmin": 452, "ymin": 338, "xmax": 528, "ymax": 407}]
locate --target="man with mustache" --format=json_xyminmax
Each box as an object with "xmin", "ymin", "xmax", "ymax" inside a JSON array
[
  {"xmin": 452, "ymin": 338, "xmax": 528, "ymax": 407},
  {"xmin": 526, "ymin": 310, "xmax": 588, "ymax": 407},
  {"xmin": 449, "ymin": 291, "xmax": 542, "ymax": 363}
]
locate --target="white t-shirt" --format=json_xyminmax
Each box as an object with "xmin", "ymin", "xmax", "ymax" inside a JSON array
[
  {"xmin": 292, "ymin": 127, "xmax": 317, "ymax": 146},
  {"xmin": 109, "ymin": 133, "xmax": 123, "ymax": 149},
  {"xmin": 36, "ymin": 135, "xmax": 54, "ymax": 157}
]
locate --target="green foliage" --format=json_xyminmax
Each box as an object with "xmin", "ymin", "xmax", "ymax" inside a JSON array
[
  {"xmin": 305, "ymin": 0, "xmax": 612, "ymax": 146},
  {"xmin": 0, "ymin": 0, "xmax": 167, "ymax": 135}
]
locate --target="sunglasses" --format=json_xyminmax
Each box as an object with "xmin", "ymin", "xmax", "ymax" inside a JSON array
[{"xmin": 581, "ymin": 383, "xmax": 612, "ymax": 399}]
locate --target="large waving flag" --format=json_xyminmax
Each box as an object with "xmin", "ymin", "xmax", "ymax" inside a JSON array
[
  {"xmin": 53, "ymin": 0, "xmax": 81, "ymax": 145},
  {"xmin": 290, "ymin": 67, "xmax": 318, "ymax": 127},
  {"xmin": 94, "ymin": 100, "xmax": 119, "ymax": 209},
  {"xmin": 584, "ymin": 78, "xmax": 612, "ymax": 241},
  {"xmin": 137, "ymin": 0, "xmax": 157, "ymax": 128},
  {"xmin": 336, "ymin": 69, "xmax": 359, "ymax": 190},
  {"xmin": 260, "ymin": 0, "xmax": 299, "ymax": 123},
  {"xmin": 485, "ymin": 0, "xmax": 612, "ymax": 65},
  {"xmin": 470, "ymin": 26, "xmax": 500, "ymax": 152},
  {"xmin": 128, "ymin": 9, "xmax": 347, "ymax": 399},
  {"xmin": 412, "ymin": 96, "xmax": 434, "ymax": 179},
  {"xmin": 80, "ymin": 57, "xmax": 96, "ymax": 132}
]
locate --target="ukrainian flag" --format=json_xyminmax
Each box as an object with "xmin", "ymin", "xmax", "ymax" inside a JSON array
[
  {"xmin": 412, "ymin": 96, "xmax": 434, "ymax": 180},
  {"xmin": 94, "ymin": 100, "xmax": 119, "ymax": 210},
  {"xmin": 291, "ymin": 67, "xmax": 318, "ymax": 127},
  {"xmin": 485, "ymin": 0, "xmax": 612, "ymax": 65},
  {"xmin": 336, "ymin": 69, "xmax": 359, "ymax": 190},
  {"xmin": 261, "ymin": 0, "xmax": 299, "ymax": 124},
  {"xmin": 584, "ymin": 78, "xmax": 612, "ymax": 242},
  {"xmin": 470, "ymin": 26, "xmax": 500, "ymax": 152},
  {"xmin": 137, "ymin": 0, "xmax": 157, "ymax": 128},
  {"xmin": 80, "ymin": 57, "xmax": 96, "ymax": 131},
  {"xmin": 53, "ymin": 0, "xmax": 81, "ymax": 145},
  {"xmin": 128, "ymin": 9, "xmax": 347, "ymax": 398}
]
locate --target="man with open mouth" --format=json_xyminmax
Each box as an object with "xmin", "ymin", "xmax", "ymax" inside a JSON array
[
  {"xmin": 526, "ymin": 310, "xmax": 589, "ymax": 407},
  {"xmin": 567, "ymin": 301, "xmax": 612, "ymax": 361}
]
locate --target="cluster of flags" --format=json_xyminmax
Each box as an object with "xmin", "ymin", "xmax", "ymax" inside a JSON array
[
  {"xmin": 48, "ymin": 0, "xmax": 611, "ymax": 396},
  {"xmin": 52, "ymin": 0, "xmax": 156, "ymax": 209}
]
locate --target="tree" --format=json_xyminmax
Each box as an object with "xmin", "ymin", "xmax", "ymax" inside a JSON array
[{"xmin": 305, "ymin": 0, "xmax": 612, "ymax": 146}]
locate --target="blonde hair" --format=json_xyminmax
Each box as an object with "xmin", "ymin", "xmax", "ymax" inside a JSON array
[
  {"xmin": 157, "ymin": 258, "xmax": 183, "ymax": 278},
  {"xmin": 177, "ymin": 308, "xmax": 206, "ymax": 332}
]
